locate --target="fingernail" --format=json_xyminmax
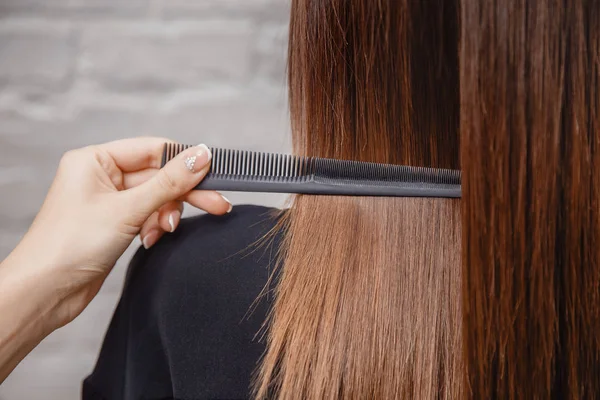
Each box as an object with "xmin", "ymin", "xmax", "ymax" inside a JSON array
[
  {"xmin": 142, "ymin": 229, "xmax": 160, "ymax": 249},
  {"xmin": 168, "ymin": 210, "xmax": 181, "ymax": 232},
  {"xmin": 221, "ymin": 194, "xmax": 233, "ymax": 213},
  {"xmin": 183, "ymin": 144, "xmax": 212, "ymax": 173},
  {"xmin": 197, "ymin": 143, "xmax": 212, "ymax": 162}
]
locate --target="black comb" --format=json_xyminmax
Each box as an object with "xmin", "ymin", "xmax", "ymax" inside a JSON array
[{"xmin": 161, "ymin": 143, "xmax": 461, "ymax": 198}]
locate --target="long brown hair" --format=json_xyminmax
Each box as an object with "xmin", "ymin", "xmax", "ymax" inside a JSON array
[
  {"xmin": 255, "ymin": 0, "xmax": 600, "ymax": 398},
  {"xmin": 253, "ymin": 0, "xmax": 462, "ymax": 398},
  {"xmin": 461, "ymin": 0, "xmax": 600, "ymax": 398}
]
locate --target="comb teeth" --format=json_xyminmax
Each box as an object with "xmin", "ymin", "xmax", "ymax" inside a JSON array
[
  {"xmin": 162, "ymin": 143, "xmax": 313, "ymax": 180},
  {"xmin": 160, "ymin": 143, "xmax": 461, "ymax": 186},
  {"xmin": 210, "ymin": 148, "xmax": 309, "ymax": 178},
  {"xmin": 312, "ymin": 158, "xmax": 460, "ymax": 185},
  {"xmin": 162, "ymin": 143, "xmax": 193, "ymax": 168}
]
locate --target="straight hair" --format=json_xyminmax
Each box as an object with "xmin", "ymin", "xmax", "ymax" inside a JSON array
[
  {"xmin": 255, "ymin": 0, "xmax": 600, "ymax": 398},
  {"xmin": 461, "ymin": 0, "xmax": 600, "ymax": 397},
  {"xmin": 253, "ymin": 0, "xmax": 462, "ymax": 398}
]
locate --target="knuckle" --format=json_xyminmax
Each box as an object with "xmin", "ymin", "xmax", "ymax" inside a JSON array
[
  {"xmin": 58, "ymin": 146, "xmax": 97, "ymax": 171},
  {"xmin": 60, "ymin": 149, "xmax": 77, "ymax": 163},
  {"xmin": 58, "ymin": 149, "xmax": 81, "ymax": 170}
]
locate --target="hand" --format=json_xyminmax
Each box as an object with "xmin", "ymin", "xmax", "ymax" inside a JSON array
[{"xmin": 2, "ymin": 137, "xmax": 231, "ymax": 330}]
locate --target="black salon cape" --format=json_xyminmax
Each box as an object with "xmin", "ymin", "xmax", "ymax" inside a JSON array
[{"xmin": 82, "ymin": 205, "xmax": 281, "ymax": 400}]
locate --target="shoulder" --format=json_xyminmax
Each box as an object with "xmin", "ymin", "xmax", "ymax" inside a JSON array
[
  {"xmin": 172, "ymin": 203, "xmax": 282, "ymax": 248},
  {"xmin": 128, "ymin": 205, "xmax": 283, "ymax": 395},
  {"xmin": 125, "ymin": 204, "xmax": 283, "ymax": 303},
  {"xmin": 87, "ymin": 205, "xmax": 284, "ymax": 399},
  {"xmin": 144, "ymin": 203, "xmax": 281, "ymax": 260}
]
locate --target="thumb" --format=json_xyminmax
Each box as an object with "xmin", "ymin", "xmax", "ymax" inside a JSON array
[{"xmin": 127, "ymin": 144, "xmax": 212, "ymax": 215}]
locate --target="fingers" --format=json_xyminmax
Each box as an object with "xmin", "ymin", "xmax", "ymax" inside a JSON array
[
  {"xmin": 125, "ymin": 144, "xmax": 212, "ymax": 218},
  {"xmin": 97, "ymin": 137, "xmax": 173, "ymax": 172},
  {"xmin": 183, "ymin": 190, "xmax": 232, "ymax": 215},
  {"xmin": 139, "ymin": 212, "xmax": 163, "ymax": 249},
  {"xmin": 123, "ymin": 169, "xmax": 233, "ymax": 216},
  {"xmin": 158, "ymin": 201, "xmax": 184, "ymax": 233},
  {"xmin": 139, "ymin": 194, "xmax": 231, "ymax": 250},
  {"xmin": 123, "ymin": 168, "xmax": 157, "ymax": 189},
  {"xmin": 139, "ymin": 201, "xmax": 183, "ymax": 249}
]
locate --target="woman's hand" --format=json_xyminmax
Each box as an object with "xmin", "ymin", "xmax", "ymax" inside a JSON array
[{"xmin": 0, "ymin": 138, "xmax": 231, "ymax": 373}]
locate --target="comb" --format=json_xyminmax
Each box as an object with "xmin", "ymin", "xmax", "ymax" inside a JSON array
[{"xmin": 161, "ymin": 143, "xmax": 461, "ymax": 198}]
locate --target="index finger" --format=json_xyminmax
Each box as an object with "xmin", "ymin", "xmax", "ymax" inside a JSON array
[{"xmin": 97, "ymin": 137, "xmax": 175, "ymax": 172}]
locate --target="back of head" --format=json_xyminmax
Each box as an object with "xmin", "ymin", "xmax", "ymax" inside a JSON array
[{"xmin": 253, "ymin": 0, "xmax": 462, "ymax": 398}]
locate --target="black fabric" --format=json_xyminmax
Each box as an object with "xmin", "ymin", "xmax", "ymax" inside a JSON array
[{"xmin": 83, "ymin": 205, "xmax": 282, "ymax": 400}]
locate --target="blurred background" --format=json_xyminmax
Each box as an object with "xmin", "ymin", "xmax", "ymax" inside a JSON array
[{"xmin": 0, "ymin": 0, "xmax": 291, "ymax": 398}]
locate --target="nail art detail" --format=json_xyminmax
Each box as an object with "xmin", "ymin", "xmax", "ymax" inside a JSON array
[{"xmin": 184, "ymin": 155, "xmax": 197, "ymax": 172}]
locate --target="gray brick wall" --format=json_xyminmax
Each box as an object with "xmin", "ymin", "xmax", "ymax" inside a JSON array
[{"xmin": 0, "ymin": 1, "xmax": 291, "ymax": 399}]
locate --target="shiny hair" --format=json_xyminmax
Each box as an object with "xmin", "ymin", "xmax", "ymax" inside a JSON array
[
  {"xmin": 461, "ymin": 1, "xmax": 600, "ymax": 397},
  {"xmin": 255, "ymin": 0, "xmax": 600, "ymax": 398},
  {"xmin": 253, "ymin": 0, "xmax": 461, "ymax": 398}
]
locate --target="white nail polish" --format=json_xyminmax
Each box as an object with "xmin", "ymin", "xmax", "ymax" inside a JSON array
[
  {"xmin": 197, "ymin": 143, "xmax": 212, "ymax": 162},
  {"xmin": 143, "ymin": 230, "xmax": 160, "ymax": 249},
  {"xmin": 221, "ymin": 195, "xmax": 233, "ymax": 213},
  {"xmin": 168, "ymin": 213, "xmax": 175, "ymax": 232}
]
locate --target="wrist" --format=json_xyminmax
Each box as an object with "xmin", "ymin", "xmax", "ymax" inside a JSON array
[
  {"xmin": 0, "ymin": 243, "xmax": 63, "ymax": 339},
  {"xmin": 3, "ymin": 232, "xmax": 106, "ymax": 330},
  {"xmin": 0, "ymin": 246, "xmax": 64, "ymax": 382}
]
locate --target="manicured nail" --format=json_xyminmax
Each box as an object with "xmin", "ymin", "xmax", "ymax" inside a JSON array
[
  {"xmin": 142, "ymin": 229, "xmax": 160, "ymax": 249},
  {"xmin": 184, "ymin": 144, "xmax": 212, "ymax": 173},
  {"xmin": 168, "ymin": 210, "xmax": 181, "ymax": 232},
  {"xmin": 197, "ymin": 143, "xmax": 212, "ymax": 162},
  {"xmin": 221, "ymin": 194, "xmax": 233, "ymax": 213}
]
